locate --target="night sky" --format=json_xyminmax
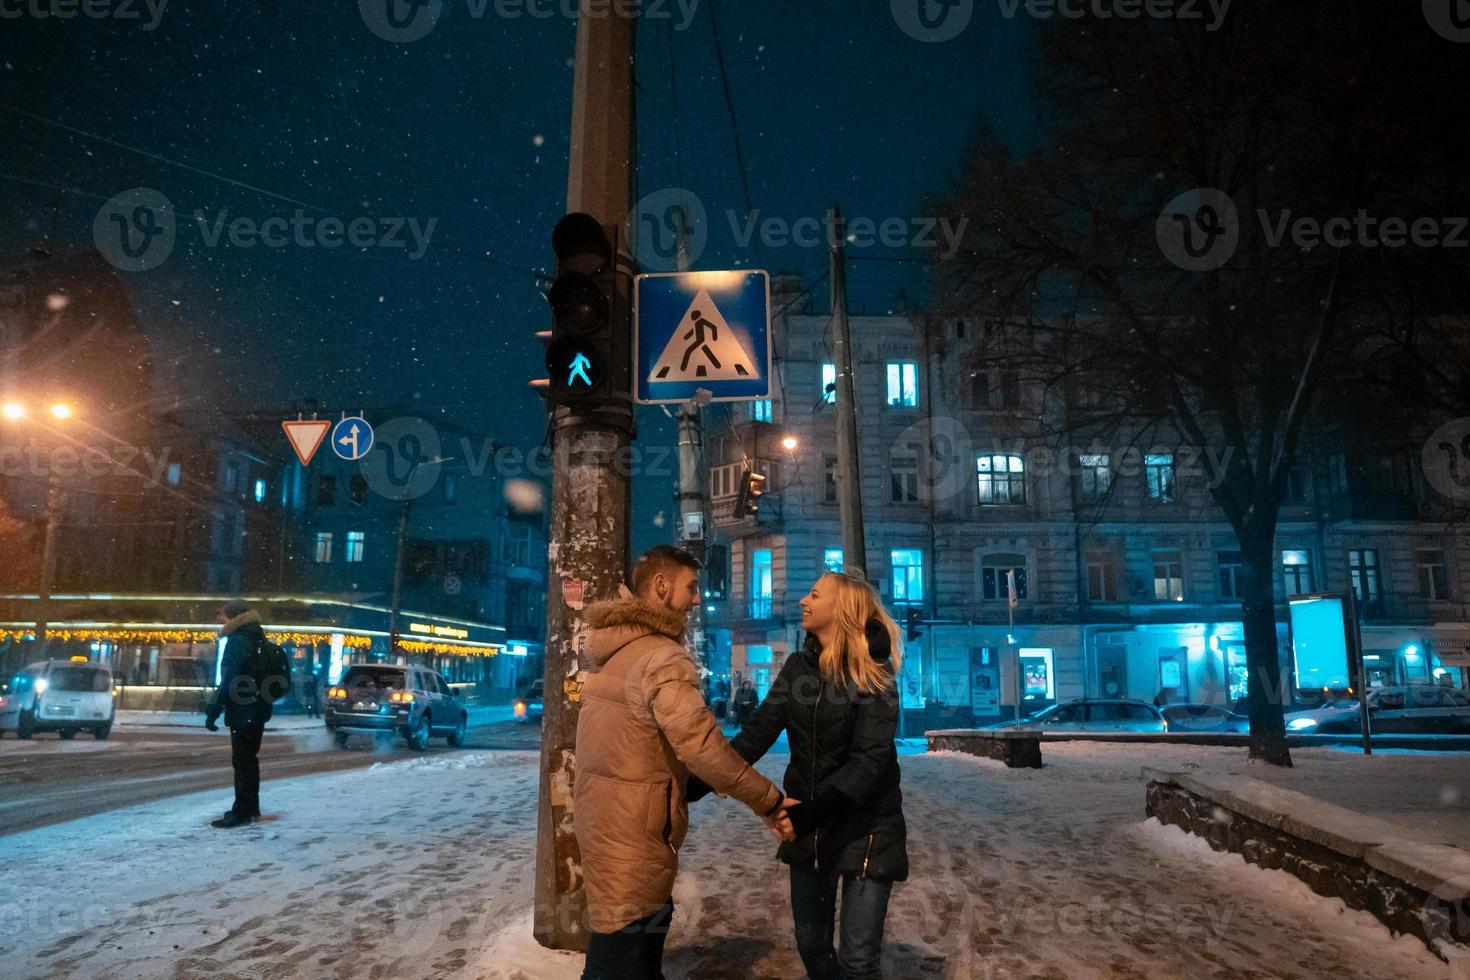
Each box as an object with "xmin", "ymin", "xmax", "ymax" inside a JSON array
[{"xmin": 0, "ymin": 1, "xmax": 1033, "ymax": 551}]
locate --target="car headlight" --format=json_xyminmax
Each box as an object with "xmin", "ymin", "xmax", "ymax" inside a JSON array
[
  {"xmin": 1287, "ymin": 717, "xmax": 1318, "ymax": 731},
  {"xmin": 34, "ymin": 678, "xmax": 48, "ymax": 695}
]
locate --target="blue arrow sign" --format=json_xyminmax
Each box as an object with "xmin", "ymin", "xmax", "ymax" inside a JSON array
[
  {"xmin": 331, "ymin": 416, "xmax": 374, "ymax": 461},
  {"xmin": 634, "ymin": 270, "xmax": 771, "ymax": 404}
]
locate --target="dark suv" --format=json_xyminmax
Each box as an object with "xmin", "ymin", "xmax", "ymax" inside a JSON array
[{"xmin": 325, "ymin": 664, "xmax": 467, "ymax": 751}]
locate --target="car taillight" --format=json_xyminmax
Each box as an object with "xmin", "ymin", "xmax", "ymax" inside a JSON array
[
  {"xmin": 389, "ymin": 691, "xmax": 415, "ymax": 703},
  {"xmin": 514, "ymin": 701, "xmax": 527, "ymax": 717},
  {"xmin": 328, "ymin": 687, "xmax": 345, "ymax": 699}
]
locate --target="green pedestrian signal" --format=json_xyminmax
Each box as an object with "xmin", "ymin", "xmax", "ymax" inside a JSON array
[{"xmin": 568, "ymin": 352, "xmax": 593, "ymax": 387}]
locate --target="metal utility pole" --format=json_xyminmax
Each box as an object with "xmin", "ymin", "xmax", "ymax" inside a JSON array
[
  {"xmin": 534, "ymin": 0, "xmax": 637, "ymax": 952},
  {"xmin": 35, "ymin": 473, "xmax": 63, "ymax": 656},
  {"xmin": 676, "ymin": 394, "xmax": 709, "ymax": 667},
  {"xmin": 387, "ymin": 498, "xmax": 410, "ymax": 662},
  {"xmin": 829, "ymin": 202, "xmax": 867, "ymax": 577}
]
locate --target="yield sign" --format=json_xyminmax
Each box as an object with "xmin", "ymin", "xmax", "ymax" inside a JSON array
[{"xmin": 282, "ymin": 419, "xmax": 331, "ymax": 466}]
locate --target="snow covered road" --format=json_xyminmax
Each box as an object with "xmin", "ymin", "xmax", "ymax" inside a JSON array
[{"xmin": 0, "ymin": 743, "xmax": 1464, "ymax": 979}]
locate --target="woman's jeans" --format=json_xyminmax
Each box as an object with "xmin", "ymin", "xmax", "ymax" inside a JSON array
[{"xmin": 790, "ymin": 865, "xmax": 893, "ymax": 979}]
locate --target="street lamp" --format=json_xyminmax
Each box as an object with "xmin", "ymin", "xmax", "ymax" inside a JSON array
[
  {"xmin": 780, "ymin": 435, "xmax": 799, "ymax": 451},
  {"xmin": 2, "ymin": 402, "xmax": 23, "ymax": 420},
  {"xmin": 49, "ymin": 403, "xmax": 72, "ymax": 420}
]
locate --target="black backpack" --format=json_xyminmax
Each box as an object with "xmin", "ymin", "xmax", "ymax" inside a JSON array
[{"xmin": 249, "ymin": 635, "xmax": 292, "ymax": 703}]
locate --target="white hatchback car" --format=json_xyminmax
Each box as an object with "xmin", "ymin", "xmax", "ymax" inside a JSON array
[{"xmin": 0, "ymin": 660, "xmax": 116, "ymax": 740}]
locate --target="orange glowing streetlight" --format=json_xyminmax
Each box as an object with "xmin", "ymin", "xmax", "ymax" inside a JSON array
[
  {"xmin": 2, "ymin": 402, "xmax": 23, "ymax": 420},
  {"xmin": 49, "ymin": 402, "xmax": 73, "ymax": 420},
  {"xmin": 780, "ymin": 435, "xmax": 799, "ymax": 452}
]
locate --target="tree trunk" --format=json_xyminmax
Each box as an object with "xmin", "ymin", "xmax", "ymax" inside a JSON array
[{"xmin": 1238, "ymin": 528, "xmax": 1293, "ymax": 766}]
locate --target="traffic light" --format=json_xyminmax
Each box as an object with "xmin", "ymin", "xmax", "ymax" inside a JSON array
[
  {"xmin": 904, "ymin": 606, "xmax": 925, "ymax": 643},
  {"xmin": 542, "ymin": 212, "xmax": 616, "ymax": 407},
  {"xmin": 734, "ymin": 467, "xmax": 766, "ymax": 517}
]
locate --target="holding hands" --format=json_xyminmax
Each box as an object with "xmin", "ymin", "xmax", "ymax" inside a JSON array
[{"xmin": 762, "ymin": 797, "xmax": 802, "ymax": 842}]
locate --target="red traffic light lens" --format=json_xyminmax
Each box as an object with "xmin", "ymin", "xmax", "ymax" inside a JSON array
[{"xmin": 552, "ymin": 212, "xmax": 612, "ymax": 275}]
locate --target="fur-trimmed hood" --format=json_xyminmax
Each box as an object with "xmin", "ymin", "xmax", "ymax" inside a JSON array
[
  {"xmin": 583, "ymin": 596, "xmax": 686, "ymax": 668},
  {"xmin": 220, "ymin": 609, "xmax": 261, "ymax": 636}
]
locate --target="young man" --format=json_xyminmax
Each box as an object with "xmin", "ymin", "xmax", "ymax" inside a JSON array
[
  {"xmin": 574, "ymin": 545, "xmax": 795, "ymax": 979},
  {"xmin": 204, "ymin": 599, "xmax": 272, "ymax": 828}
]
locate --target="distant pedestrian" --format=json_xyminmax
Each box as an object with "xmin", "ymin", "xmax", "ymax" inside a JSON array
[
  {"xmin": 733, "ymin": 680, "xmax": 758, "ymax": 729},
  {"xmin": 205, "ymin": 599, "xmax": 272, "ymax": 828},
  {"xmin": 304, "ymin": 671, "xmax": 322, "ymax": 719}
]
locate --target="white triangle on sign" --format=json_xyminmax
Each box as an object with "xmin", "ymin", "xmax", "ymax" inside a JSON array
[
  {"xmin": 648, "ymin": 289, "xmax": 758, "ymax": 383},
  {"xmin": 282, "ymin": 419, "xmax": 331, "ymax": 466}
]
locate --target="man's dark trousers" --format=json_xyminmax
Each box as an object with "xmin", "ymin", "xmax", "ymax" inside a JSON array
[
  {"xmin": 230, "ymin": 719, "xmax": 265, "ymax": 816},
  {"xmin": 581, "ymin": 902, "xmax": 673, "ymax": 980}
]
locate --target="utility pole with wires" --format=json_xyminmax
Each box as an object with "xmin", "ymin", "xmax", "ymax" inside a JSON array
[
  {"xmin": 829, "ymin": 202, "xmax": 867, "ymax": 578},
  {"xmin": 533, "ymin": 0, "xmax": 637, "ymax": 954}
]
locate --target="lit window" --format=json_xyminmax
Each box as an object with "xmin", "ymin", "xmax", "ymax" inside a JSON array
[
  {"xmin": 1153, "ymin": 549, "xmax": 1184, "ymax": 601},
  {"xmin": 253, "ymin": 478, "xmax": 266, "ymax": 503},
  {"xmin": 751, "ymin": 399, "xmax": 773, "ymax": 422},
  {"xmin": 1145, "ymin": 453, "xmax": 1175, "ymax": 502},
  {"xmin": 314, "ymin": 532, "xmax": 333, "ymax": 563},
  {"xmin": 823, "ymin": 547, "xmax": 844, "ymax": 574},
  {"xmin": 1348, "ymin": 549, "xmax": 1380, "ymax": 604},
  {"xmin": 890, "ymin": 549, "xmax": 924, "ymax": 605},
  {"xmin": 821, "ymin": 363, "xmax": 836, "ymax": 404},
  {"xmin": 750, "ymin": 548, "xmax": 773, "ymax": 619},
  {"xmin": 166, "ymin": 462, "xmax": 181, "ymax": 486},
  {"xmin": 981, "ymin": 553, "xmax": 1026, "ymax": 602},
  {"xmin": 1078, "ymin": 454, "xmax": 1110, "ymax": 500},
  {"xmin": 885, "ymin": 361, "xmax": 919, "ymax": 407},
  {"xmin": 346, "ymin": 531, "xmax": 365, "ymax": 563},
  {"xmin": 823, "ymin": 455, "xmax": 838, "ymax": 503},
  {"xmin": 1281, "ymin": 549, "xmax": 1314, "ymax": 595},
  {"xmin": 977, "ymin": 453, "xmax": 1025, "ymax": 504}
]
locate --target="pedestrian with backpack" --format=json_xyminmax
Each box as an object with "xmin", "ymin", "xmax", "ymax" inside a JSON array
[{"xmin": 205, "ymin": 599, "xmax": 284, "ymax": 828}]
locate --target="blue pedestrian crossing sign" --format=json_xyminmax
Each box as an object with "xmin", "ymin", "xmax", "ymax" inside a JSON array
[
  {"xmin": 331, "ymin": 416, "xmax": 374, "ymax": 461},
  {"xmin": 634, "ymin": 270, "xmax": 771, "ymax": 404}
]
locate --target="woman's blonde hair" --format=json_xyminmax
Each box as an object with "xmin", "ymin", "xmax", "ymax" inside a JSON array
[{"xmin": 816, "ymin": 572, "xmax": 903, "ymax": 696}]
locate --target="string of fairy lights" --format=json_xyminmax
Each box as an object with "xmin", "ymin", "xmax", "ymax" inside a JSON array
[{"xmin": 0, "ymin": 627, "xmax": 495, "ymax": 658}]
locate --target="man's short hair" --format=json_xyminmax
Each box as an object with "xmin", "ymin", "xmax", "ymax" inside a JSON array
[
  {"xmin": 631, "ymin": 545, "xmax": 701, "ymax": 595},
  {"xmin": 221, "ymin": 598, "xmax": 252, "ymax": 619}
]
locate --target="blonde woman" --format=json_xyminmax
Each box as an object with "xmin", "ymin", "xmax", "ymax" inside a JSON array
[{"xmin": 698, "ymin": 571, "xmax": 908, "ymax": 979}]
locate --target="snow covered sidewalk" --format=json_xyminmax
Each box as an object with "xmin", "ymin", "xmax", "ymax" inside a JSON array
[{"xmin": 0, "ymin": 742, "xmax": 1464, "ymax": 978}]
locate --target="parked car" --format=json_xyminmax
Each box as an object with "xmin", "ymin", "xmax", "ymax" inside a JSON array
[
  {"xmin": 0, "ymin": 660, "xmax": 115, "ymax": 740},
  {"xmin": 1160, "ymin": 703, "xmax": 1251, "ymax": 734},
  {"xmin": 1285, "ymin": 685, "xmax": 1470, "ymax": 735},
  {"xmin": 325, "ymin": 664, "xmax": 467, "ymax": 751},
  {"xmin": 994, "ymin": 698, "xmax": 1167, "ymax": 733},
  {"xmin": 515, "ymin": 679, "xmax": 544, "ymax": 723}
]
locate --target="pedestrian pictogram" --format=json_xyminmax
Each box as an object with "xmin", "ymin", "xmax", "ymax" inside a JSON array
[
  {"xmin": 634, "ymin": 270, "xmax": 771, "ymax": 404},
  {"xmin": 331, "ymin": 416, "xmax": 374, "ymax": 461},
  {"xmin": 648, "ymin": 291, "xmax": 757, "ymax": 382},
  {"xmin": 568, "ymin": 352, "xmax": 594, "ymax": 388},
  {"xmin": 281, "ymin": 418, "xmax": 332, "ymax": 467}
]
